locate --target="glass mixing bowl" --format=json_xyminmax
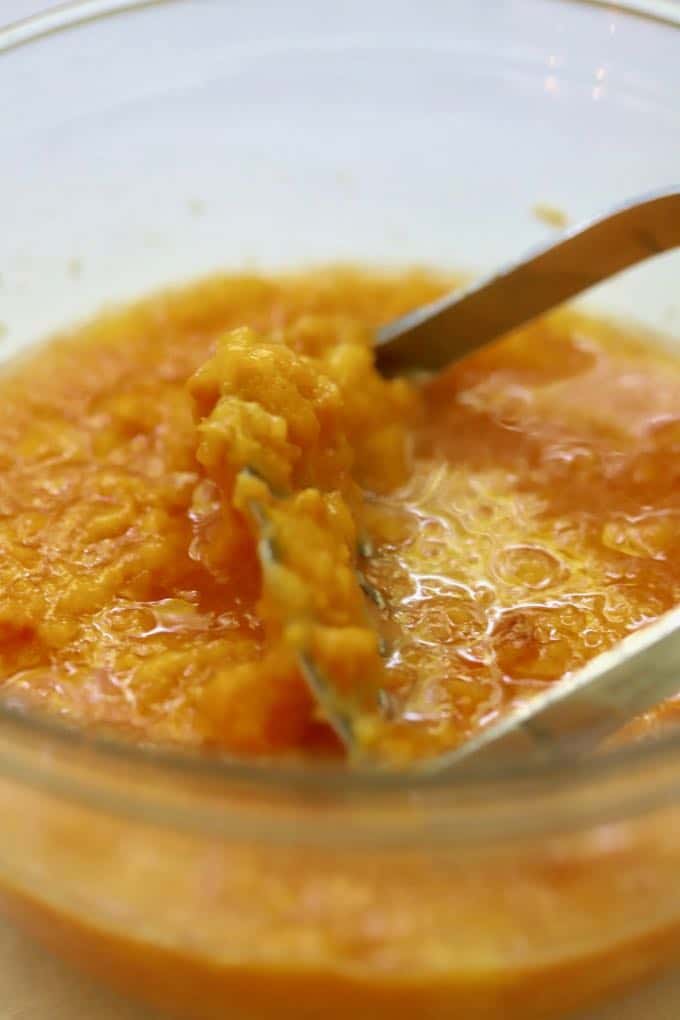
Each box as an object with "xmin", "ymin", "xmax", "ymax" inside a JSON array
[{"xmin": 1, "ymin": 2, "xmax": 680, "ymax": 1018}]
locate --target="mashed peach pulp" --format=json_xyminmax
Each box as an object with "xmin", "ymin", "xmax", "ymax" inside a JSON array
[{"xmin": 1, "ymin": 268, "xmax": 680, "ymax": 762}]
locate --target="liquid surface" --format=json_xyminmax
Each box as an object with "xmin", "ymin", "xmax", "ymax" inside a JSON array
[{"xmin": 1, "ymin": 269, "xmax": 679, "ymax": 760}]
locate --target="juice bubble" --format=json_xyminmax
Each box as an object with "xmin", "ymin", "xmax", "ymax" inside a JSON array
[
  {"xmin": 601, "ymin": 511, "xmax": 680, "ymax": 561},
  {"xmin": 493, "ymin": 544, "xmax": 564, "ymax": 590}
]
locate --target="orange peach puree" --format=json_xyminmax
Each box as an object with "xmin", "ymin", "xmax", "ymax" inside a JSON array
[
  {"xmin": 1, "ymin": 268, "xmax": 680, "ymax": 759},
  {"xmin": 2, "ymin": 269, "xmax": 680, "ymax": 1020}
]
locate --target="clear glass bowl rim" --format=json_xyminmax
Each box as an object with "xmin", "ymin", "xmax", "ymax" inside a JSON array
[{"xmin": 1, "ymin": 0, "xmax": 680, "ymax": 841}]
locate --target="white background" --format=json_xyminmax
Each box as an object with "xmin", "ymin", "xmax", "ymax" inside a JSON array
[{"xmin": 3, "ymin": 0, "xmax": 63, "ymax": 21}]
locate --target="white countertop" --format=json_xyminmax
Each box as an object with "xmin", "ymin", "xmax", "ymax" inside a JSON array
[{"xmin": 4, "ymin": 0, "xmax": 62, "ymax": 22}]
